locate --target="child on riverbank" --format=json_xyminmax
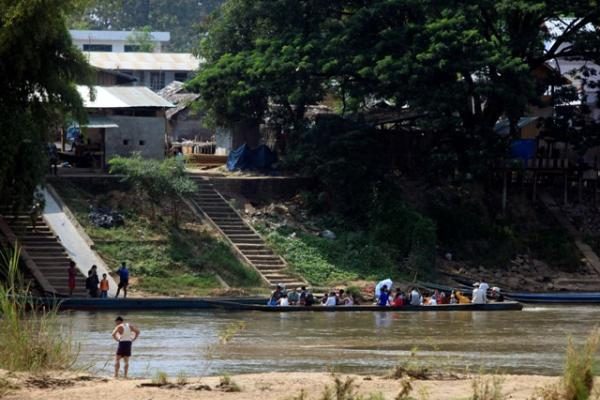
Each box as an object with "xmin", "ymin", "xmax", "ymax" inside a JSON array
[{"xmin": 100, "ymin": 273, "xmax": 109, "ymax": 298}]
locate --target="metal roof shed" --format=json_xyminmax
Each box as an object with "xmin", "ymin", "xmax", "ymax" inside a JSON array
[{"xmin": 77, "ymin": 85, "xmax": 174, "ymax": 109}]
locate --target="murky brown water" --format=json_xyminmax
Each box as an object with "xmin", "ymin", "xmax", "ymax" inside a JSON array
[{"xmin": 59, "ymin": 306, "xmax": 600, "ymax": 377}]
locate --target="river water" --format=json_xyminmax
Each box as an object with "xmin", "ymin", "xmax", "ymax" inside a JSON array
[{"xmin": 59, "ymin": 306, "xmax": 599, "ymax": 377}]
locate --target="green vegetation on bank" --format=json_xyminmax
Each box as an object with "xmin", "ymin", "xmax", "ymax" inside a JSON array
[
  {"xmin": 262, "ymin": 227, "xmax": 398, "ymax": 285},
  {"xmin": 51, "ymin": 178, "xmax": 261, "ymax": 295},
  {"xmin": 0, "ymin": 245, "xmax": 77, "ymax": 372}
]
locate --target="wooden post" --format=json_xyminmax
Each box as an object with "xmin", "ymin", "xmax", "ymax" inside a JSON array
[
  {"xmin": 502, "ymin": 171, "xmax": 508, "ymax": 214},
  {"xmin": 563, "ymin": 173, "xmax": 568, "ymax": 205},
  {"xmin": 532, "ymin": 171, "xmax": 538, "ymax": 202},
  {"xmin": 60, "ymin": 127, "xmax": 65, "ymax": 152}
]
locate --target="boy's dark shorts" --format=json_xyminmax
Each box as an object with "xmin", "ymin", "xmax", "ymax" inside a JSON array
[
  {"xmin": 118, "ymin": 279, "xmax": 129, "ymax": 289},
  {"xmin": 116, "ymin": 341, "xmax": 132, "ymax": 357}
]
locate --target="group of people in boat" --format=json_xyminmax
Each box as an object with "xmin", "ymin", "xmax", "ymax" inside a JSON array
[{"xmin": 268, "ymin": 279, "xmax": 504, "ymax": 307}]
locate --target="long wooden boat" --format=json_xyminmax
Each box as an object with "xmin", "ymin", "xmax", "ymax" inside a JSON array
[
  {"xmin": 505, "ymin": 291, "xmax": 600, "ymax": 304},
  {"xmin": 37, "ymin": 297, "xmax": 522, "ymax": 311}
]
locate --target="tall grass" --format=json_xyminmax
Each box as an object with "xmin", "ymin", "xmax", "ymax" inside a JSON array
[
  {"xmin": 537, "ymin": 328, "xmax": 600, "ymax": 400},
  {"xmin": 0, "ymin": 244, "xmax": 78, "ymax": 372}
]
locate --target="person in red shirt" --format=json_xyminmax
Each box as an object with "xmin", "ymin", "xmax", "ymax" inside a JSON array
[
  {"xmin": 67, "ymin": 260, "xmax": 77, "ymax": 297},
  {"xmin": 392, "ymin": 288, "xmax": 404, "ymax": 307}
]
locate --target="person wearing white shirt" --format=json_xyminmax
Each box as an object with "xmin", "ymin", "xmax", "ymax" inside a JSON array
[
  {"xmin": 478, "ymin": 280, "xmax": 489, "ymax": 303},
  {"xmin": 472, "ymin": 283, "xmax": 485, "ymax": 304},
  {"xmin": 410, "ymin": 288, "xmax": 422, "ymax": 306},
  {"xmin": 324, "ymin": 291, "xmax": 337, "ymax": 306}
]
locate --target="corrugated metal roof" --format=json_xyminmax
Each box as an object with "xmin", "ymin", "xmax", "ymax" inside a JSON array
[
  {"xmin": 77, "ymin": 85, "xmax": 175, "ymax": 109},
  {"xmin": 85, "ymin": 51, "xmax": 200, "ymax": 71},
  {"xmin": 157, "ymin": 81, "xmax": 200, "ymax": 119},
  {"xmin": 83, "ymin": 116, "xmax": 119, "ymax": 128}
]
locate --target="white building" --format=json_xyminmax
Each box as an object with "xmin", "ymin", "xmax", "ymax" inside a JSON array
[
  {"xmin": 85, "ymin": 51, "xmax": 200, "ymax": 91},
  {"xmin": 70, "ymin": 30, "xmax": 170, "ymax": 53}
]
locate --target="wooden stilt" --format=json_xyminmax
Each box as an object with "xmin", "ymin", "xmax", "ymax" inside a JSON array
[
  {"xmin": 563, "ymin": 173, "xmax": 568, "ymax": 205},
  {"xmin": 502, "ymin": 171, "xmax": 508, "ymax": 214},
  {"xmin": 532, "ymin": 171, "xmax": 538, "ymax": 202}
]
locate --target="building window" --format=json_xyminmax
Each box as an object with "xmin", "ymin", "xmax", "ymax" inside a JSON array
[
  {"xmin": 139, "ymin": 140, "xmax": 146, "ymax": 146},
  {"xmin": 83, "ymin": 44, "xmax": 112, "ymax": 52},
  {"xmin": 124, "ymin": 45, "xmax": 141, "ymax": 52},
  {"xmin": 150, "ymin": 71, "xmax": 165, "ymax": 91},
  {"xmin": 174, "ymin": 72, "xmax": 188, "ymax": 82},
  {"xmin": 123, "ymin": 139, "xmax": 129, "ymax": 145}
]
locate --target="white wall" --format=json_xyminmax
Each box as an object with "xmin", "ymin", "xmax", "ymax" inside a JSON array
[{"xmin": 105, "ymin": 115, "xmax": 166, "ymax": 160}]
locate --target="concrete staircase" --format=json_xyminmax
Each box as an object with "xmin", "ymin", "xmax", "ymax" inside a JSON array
[
  {"xmin": 188, "ymin": 178, "xmax": 306, "ymax": 288},
  {"xmin": 0, "ymin": 213, "xmax": 88, "ymax": 296}
]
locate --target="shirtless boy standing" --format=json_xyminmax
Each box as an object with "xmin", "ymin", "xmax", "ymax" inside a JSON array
[{"xmin": 111, "ymin": 316, "xmax": 140, "ymax": 378}]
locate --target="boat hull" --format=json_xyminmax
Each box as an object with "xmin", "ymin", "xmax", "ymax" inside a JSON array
[
  {"xmin": 505, "ymin": 292, "xmax": 600, "ymax": 304},
  {"xmin": 37, "ymin": 297, "xmax": 522, "ymax": 312}
]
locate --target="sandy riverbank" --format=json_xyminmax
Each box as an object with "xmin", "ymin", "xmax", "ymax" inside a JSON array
[{"xmin": 0, "ymin": 371, "xmax": 562, "ymax": 400}]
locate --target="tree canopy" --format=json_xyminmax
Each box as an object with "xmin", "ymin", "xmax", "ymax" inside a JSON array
[
  {"xmin": 70, "ymin": 0, "xmax": 224, "ymax": 52},
  {"xmin": 0, "ymin": 0, "xmax": 91, "ymax": 209},
  {"xmin": 190, "ymin": 0, "xmax": 600, "ymax": 175}
]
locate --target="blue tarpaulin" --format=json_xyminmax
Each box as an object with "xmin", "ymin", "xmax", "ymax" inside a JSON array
[
  {"xmin": 510, "ymin": 139, "xmax": 537, "ymax": 160},
  {"xmin": 227, "ymin": 144, "xmax": 277, "ymax": 171}
]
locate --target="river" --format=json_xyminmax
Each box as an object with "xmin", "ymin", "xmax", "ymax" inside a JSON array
[{"xmin": 59, "ymin": 306, "xmax": 599, "ymax": 377}]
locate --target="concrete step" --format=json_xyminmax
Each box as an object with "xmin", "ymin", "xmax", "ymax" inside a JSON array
[{"xmin": 240, "ymin": 249, "xmax": 274, "ymax": 256}]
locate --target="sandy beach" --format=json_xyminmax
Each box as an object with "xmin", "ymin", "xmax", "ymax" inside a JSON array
[{"xmin": 0, "ymin": 371, "xmax": 561, "ymax": 400}]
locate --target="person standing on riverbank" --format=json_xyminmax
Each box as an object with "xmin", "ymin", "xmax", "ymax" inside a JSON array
[
  {"xmin": 112, "ymin": 316, "xmax": 140, "ymax": 379},
  {"xmin": 99, "ymin": 273, "xmax": 109, "ymax": 298},
  {"xmin": 115, "ymin": 262, "xmax": 129, "ymax": 298},
  {"xmin": 67, "ymin": 260, "xmax": 77, "ymax": 297}
]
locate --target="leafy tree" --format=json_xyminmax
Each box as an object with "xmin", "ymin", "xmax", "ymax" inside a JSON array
[
  {"xmin": 108, "ymin": 154, "xmax": 197, "ymax": 225},
  {"xmin": 0, "ymin": 0, "xmax": 92, "ymax": 210},
  {"xmin": 70, "ymin": 0, "xmax": 224, "ymax": 52},
  {"xmin": 191, "ymin": 0, "xmax": 600, "ymax": 175},
  {"xmin": 125, "ymin": 26, "xmax": 155, "ymax": 52}
]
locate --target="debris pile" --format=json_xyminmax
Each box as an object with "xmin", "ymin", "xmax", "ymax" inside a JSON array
[{"xmin": 88, "ymin": 207, "xmax": 124, "ymax": 228}]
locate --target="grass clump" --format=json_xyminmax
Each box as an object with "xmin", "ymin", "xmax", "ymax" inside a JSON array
[
  {"xmin": 470, "ymin": 375, "xmax": 505, "ymax": 400},
  {"xmin": 0, "ymin": 245, "xmax": 78, "ymax": 372},
  {"xmin": 217, "ymin": 374, "xmax": 241, "ymax": 392},
  {"xmin": 151, "ymin": 371, "xmax": 169, "ymax": 386},
  {"xmin": 537, "ymin": 328, "xmax": 600, "ymax": 400},
  {"xmin": 176, "ymin": 371, "xmax": 188, "ymax": 385}
]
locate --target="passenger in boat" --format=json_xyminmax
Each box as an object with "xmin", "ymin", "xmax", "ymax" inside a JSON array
[
  {"xmin": 305, "ymin": 290, "xmax": 315, "ymax": 306},
  {"xmin": 99, "ymin": 273, "xmax": 109, "ymax": 298},
  {"xmin": 279, "ymin": 293, "xmax": 289, "ymax": 306},
  {"xmin": 409, "ymin": 288, "xmax": 422, "ymax": 306},
  {"xmin": 112, "ymin": 316, "xmax": 140, "ymax": 379},
  {"xmin": 345, "ymin": 293, "xmax": 355, "ymax": 306},
  {"xmin": 268, "ymin": 285, "xmax": 283, "ymax": 306},
  {"xmin": 472, "ymin": 283, "xmax": 486, "ymax": 304},
  {"xmin": 86, "ymin": 268, "xmax": 99, "ymax": 298},
  {"xmin": 299, "ymin": 286, "xmax": 307, "ymax": 305},
  {"xmin": 438, "ymin": 291, "xmax": 447, "ymax": 304},
  {"xmin": 454, "ymin": 290, "xmax": 470, "ymax": 304},
  {"xmin": 115, "ymin": 262, "xmax": 129, "ymax": 298},
  {"xmin": 377, "ymin": 286, "xmax": 391, "ymax": 306},
  {"xmin": 392, "ymin": 288, "xmax": 404, "ymax": 307},
  {"xmin": 479, "ymin": 280, "xmax": 489, "ymax": 303},
  {"xmin": 449, "ymin": 292, "xmax": 458, "ymax": 304},
  {"xmin": 324, "ymin": 291, "xmax": 338, "ymax": 306},
  {"xmin": 490, "ymin": 287, "xmax": 504, "ymax": 302},
  {"xmin": 67, "ymin": 260, "xmax": 77, "ymax": 297},
  {"xmin": 337, "ymin": 289, "xmax": 346, "ymax": 305},
  {"xmin": 288, "ymin": 288, "xmax": 300, "ymax": 305},
  {"xmin": 428, "ymin": 295, "xmax": 437, "ymax": 305}
]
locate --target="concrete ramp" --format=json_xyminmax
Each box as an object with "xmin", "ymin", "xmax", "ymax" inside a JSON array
[{"xmin": 43, "ymin": 186, "xmax": 118, "ymax": 296}]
